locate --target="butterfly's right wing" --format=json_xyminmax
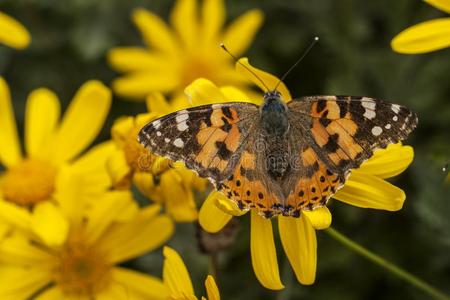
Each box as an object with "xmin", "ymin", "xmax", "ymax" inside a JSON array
[{"xmin": 138, "ymin": 102, "xmax": 259, "ymax": 186}]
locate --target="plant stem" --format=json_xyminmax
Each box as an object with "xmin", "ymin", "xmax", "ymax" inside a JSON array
[{"xmin": 325, "ymin": 227, "xmax": 449, "ymax": 300}]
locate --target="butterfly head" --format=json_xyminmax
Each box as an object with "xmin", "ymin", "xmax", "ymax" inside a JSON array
[{"xmin": 263, "ymin": 90, "xmax": 282, "ymax": 102}]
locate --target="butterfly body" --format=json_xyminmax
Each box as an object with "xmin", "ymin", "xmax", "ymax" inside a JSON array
[{"xmin": 139, "ymin": 92, "xmax": 417, "ymax": 219}]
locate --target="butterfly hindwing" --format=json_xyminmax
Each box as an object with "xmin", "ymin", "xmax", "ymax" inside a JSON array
[{"xmin": 138, "ymin": 102, "xmax": 259, "ymax": 185}]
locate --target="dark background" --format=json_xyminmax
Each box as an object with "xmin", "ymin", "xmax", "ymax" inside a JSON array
[{"xmin": 1, "ymin": 0, "xmax": 449, "ymax": 299}]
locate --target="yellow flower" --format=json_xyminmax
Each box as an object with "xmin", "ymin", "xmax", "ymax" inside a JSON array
[
  {"xmin": 188, "ymin": 61, "xmax": 414, "ymax": 289},
  {"xmin": 0, "ymin": 186, "xmax": 173, "ymax": 299},
  {"xmin": 163, "ymin": 246, "xmax": 220, "ymax": 300},
  {"xmin": 0, "ymin": 78, "xmax": 113, "ymax": 220},
  {"xmin": 391, "ymin": 0, "xmax": 450, "ymax": 54},
  {"xmin": 0, "ymin": 11, "xmax": 30, "ymax": 49},
  {"xmin": 108, "ymin": 0, "xmax": 264, "ymax": 99},
  {"xmin": 107, "ymin": 94, "xmax": 207, "ymax": 222}
]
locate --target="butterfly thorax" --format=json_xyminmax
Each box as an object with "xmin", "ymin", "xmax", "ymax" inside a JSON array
[
  {"xmin": 260, "ymin": 91, "xmax": 291, "ymax": 180},
  {"xmin": 260, "ymin": 91, "xmax": 289, "ymax": 135}
]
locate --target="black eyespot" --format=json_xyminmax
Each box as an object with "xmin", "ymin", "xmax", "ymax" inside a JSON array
[
  {"xmin": 298, "ymin": 190, "xmax": 304, "ymax": 197},
  {"xmin": 236, "ymin": 180, "xmax": 241, "ymax": 186},
  {"xmin": 311, "ymin": 187, "xmax": 316, "ymax": 193},
  {"xmin": 246, "ymin": 190, "xmax": 251, "ymax": 196},
  {"xmin": 320, "ymin": 176, "xmax": 325, "ymax": 182},
  {"xmin": 258, "ymin": 192, "xmax": 264, "ymax": 199}
]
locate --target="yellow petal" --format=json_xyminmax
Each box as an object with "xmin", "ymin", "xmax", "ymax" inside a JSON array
[
  {"xmin": 0, "ymin": 12, "xmax": 30, "ymax": 49},
  {"xmin": 108, "ymin": 47, "xmax": 170, "ymax": 72},
  {"xmin": 110, "ymin": 267, "xmax": 169, "ymax": 300},
  {"xmin": 0, "ymin": 233, "xmax": 52, "ymax": 265},
  {"xmin": 159, "ymin": 170, "xmax": 198, "ymax": 222},
  {"xmin": 71, "ymin": 141, "xmax": 116, "ymax": 190},
  {"xmin": 146, "ymin": 92, "xmax": 174, "ymax": 114},
  {"xmin": 202, "ymin": 0, "xmax": 225, "ymax": 43},
  {"xmin": 358, "ymin": 144, "xmax": 414, "ymax": 179},
  {"xmin": 215, "ymin": 193, "xmax": 247, "ymax": 217},
  {"xmin": 391, "ymin": 18, "xmax": 450, "ymax": 54},
  {"xmin": 425, "ymin": 0, "xmax": 450, "ymax": 14},
  {"xmin": 236, "ymin": 58, "xmax": 292, "ymax": 100},
  {"xmin": 132, "ymin": 8, "xmax": 178, "ymax": 55},
  {"xmin": 25, "ymin": 88, "xmax": 60, "ymax": 159},
  {"xmin": 51, "ymin": 81, "xmax": 111, "ymax": 163},
  {"xmin": 205, "ymin": 275, "xmax": 220, "ymax": 300},
  {"xmin": 278, "ymin": 215, "xmax": 317, "ymax": 285},
  {"xmin": 250, "ymin": 210, "xmax": 284, "ymax": 290},
  {"xmin": 53, "ymin": 166, "xmax": 85, "ymax": 225},
  {"xmin": 112, "ymin": 71, "xmax": 179, "ymax": 99},
  {"xmin": 219, "ymin": 86, "xmax": 251, "ymax": 102},
  {"xmin": 185, "ymin": 78, "xmax": 225, "ymax": 105},
  {"xmin": 35, "ymin": 286, "xmax": 65, "ymax": 300},
  {"xmin": 303, "ymin": 206, "xmax": 332, "ymax": 230},
  {"xmin": 0, "ymin": 77, "xmax": 22, "ymax": 167},
  {"xmin": 163, "ymin": 246, "xmax": 195, "ymax": 298},
  {"xmin": 0, "ymin": 266, "xmax": 50, "ymax": 300},
  {"xmin": 97, "ymin": 206, "xmax": 173, "ymax": 264},
  {"xmin": 170, "ymin": 0, "xmax": 198, "ymax": 50},
  {"xmin": 221, "ymin": 9, "xmax": 264, "ymax": 56},
  {"xmin": 31, "ymin": 202, "xmax": 69, "ymax": 247},
  {"xmin": 199, "ymin": 191, "xmax": 233, "ymax": 233},
  {"xmin": 0, "ymin": 199, "xmax": 31, "ymax": 232},
  {"xmin": 334, "ymin": 171, "xmax": 405, "ymax": 211},
  {"xmin": 84, "ymin": 191, "xmax": 137, "ymax": 244}
]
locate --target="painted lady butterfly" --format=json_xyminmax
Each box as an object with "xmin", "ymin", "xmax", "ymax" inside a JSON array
[{"xmin": 138, "ymin": 90, "xmax": 417, "ymax": 218}]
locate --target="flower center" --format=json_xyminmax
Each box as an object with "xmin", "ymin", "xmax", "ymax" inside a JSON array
[
  {"xmin": 181, "ymin": 56, "xmax": 216, "ymax": 87},
  {"xmin": 1, "ymin": 159, "xmax": 57, "ymax": 206},
  {"xmin": 55, "ymin": 234, "xmax": 110, "ymax": 296}
]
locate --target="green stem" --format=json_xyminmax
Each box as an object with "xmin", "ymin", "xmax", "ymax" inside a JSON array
[{"xmin": 325, "ymin": 227, "xmax": 449, "ymax": 300}]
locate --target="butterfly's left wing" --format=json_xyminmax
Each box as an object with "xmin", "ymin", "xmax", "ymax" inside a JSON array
[
  {"xmin": 138, "ymin": 102, "xmax": 259, "ymax": 185},
  {"xmin": 281, "ymin": 96, "xmax": 417, "ymax": 214}
]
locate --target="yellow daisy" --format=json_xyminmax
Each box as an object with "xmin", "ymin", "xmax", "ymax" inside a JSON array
[
  {"xmin": 163, "ymin": 246, "xmax": 220, "ymax": 300},
  {"xmin": 107, "ymin": 97, "xmax": 207, "ymax": 222},
  {"xmin": 0, "ymin": 187, "xmax": 173, "ymax": 299},
  {"xmin": 108, "ymin": 0, "xmax": 264, "ymax": 99},
  {"xmin": 0, "ymin": 11, "xmax": 30, "ymax": 49},
  {"xmin": 391, "ymin": 0, "xmax": 450, "ymax": 54},
  {"xmin": 0, "ymin": 78, "xmax": 113, "ymax": 220},
  {"xmin": 185, "ymin": 62, "xmax": 414, "ymax": 289}
]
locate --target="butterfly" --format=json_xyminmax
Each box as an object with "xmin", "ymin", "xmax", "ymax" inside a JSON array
[{"xmin": 138, "ymin": 91, "xmax": 417, "ymax": 218}]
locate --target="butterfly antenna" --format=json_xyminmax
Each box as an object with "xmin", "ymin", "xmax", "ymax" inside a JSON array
[
  {"xmin": 220, "ymin": 43, "xmax": 270, "ymax": 92},
  {"xmin": 273, "ymin": 36, "xmax": 319, "ymax": 91}
]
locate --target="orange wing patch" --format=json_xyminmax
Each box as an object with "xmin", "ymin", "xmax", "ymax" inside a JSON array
[
  {"xmin": 285, "ymin": 147, "xmax": 345, "ymax": 216},
  {"xmin": 218, "ymin": 150, "xmax": 283, "ymax": 218},
  {"xmin": 194, "ymin": 107, "xmax": 242, "ymax": 172}
]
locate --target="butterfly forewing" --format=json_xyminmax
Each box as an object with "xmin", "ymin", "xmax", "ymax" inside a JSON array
[
  {"xmin": 138, "ymin": 102, "xmax": 259, "ymax": 185},
  {"xmin": 282, "ymin": 95, "xmax": 417, "ymax": 213}
]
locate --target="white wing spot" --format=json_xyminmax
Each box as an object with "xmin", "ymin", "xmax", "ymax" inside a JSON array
[
  {"xmin": 371, "ymin": 126, "xmax": 383, "ymax": 136},
  {"xmin": 153, "ymin": 120, "xmax": 161, "ymax": 129},
  {"xmin": 362, "ymin": 100, "xmax": 376, "ymax": 110},
  {"xmin": 391, "ymin": 104, "xmax": 400, "ymax": 114},
  {"xmin": 177, "ymin": 122, "xmax": 189, "ymax": 131},
  {"xmin": 362, "ymin": 100, "xmax": 376, "ymax": 119},
  {"xmin": 393, "ymin": 116, "xmax": 398, "ymax": 121},
  {"xmin": 156, "ymin": 131, "xmax": 162, "ymax": 136},
  {"xmin": 385, "ymin": 124, "xmax": 391, "ymax": 129},
  {"xmin": 173, "ymin": 138, "xmax": 184, "ymax": 148},
  {"xmin": 164, "ymin": 138, "xmax": 170, "ymax": 143},
  {"xmin": 363, "ymin": 110, "xmax": 376, "ymax": 120}
]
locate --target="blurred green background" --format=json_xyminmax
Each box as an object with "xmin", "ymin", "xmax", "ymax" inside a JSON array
[{"xmin": 1, "ymin": 0, "xmax": 449, "ymax": 299}]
